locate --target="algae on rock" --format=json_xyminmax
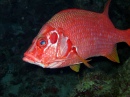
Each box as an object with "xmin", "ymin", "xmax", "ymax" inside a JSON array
[{"xmin": 70, "ymin": 57, "xmax": 130, "ymax": 97}]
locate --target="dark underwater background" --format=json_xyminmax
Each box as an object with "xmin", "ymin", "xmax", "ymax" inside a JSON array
[{"xmin": 0, "ymin": 0, "xmax": 130, "ymax": 97}]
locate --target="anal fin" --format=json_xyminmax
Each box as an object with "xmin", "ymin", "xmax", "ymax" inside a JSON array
[{"xmin": 105, "ymin": 46, "xmax": 120, "ymax": 63}]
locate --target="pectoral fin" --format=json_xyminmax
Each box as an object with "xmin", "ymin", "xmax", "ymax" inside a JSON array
[
  {"xmin": 70, "ymin": 64, "xmax": 80, "ymax": 72},
  {"xmin": 105, "ymin": 46, "xmax": 120, "ymax": 63},
  {"xmin": 76, "ymin": 54, "xmax": 92, "ymax": 68},
  {"xmin": 72, "ymin": 47, "xmax": 93, "ymax": 68}
]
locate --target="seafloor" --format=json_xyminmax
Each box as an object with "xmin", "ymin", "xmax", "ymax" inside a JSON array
[{"xmin": 0, "ymin": 0, "xmax": 130, "ymax": 97}]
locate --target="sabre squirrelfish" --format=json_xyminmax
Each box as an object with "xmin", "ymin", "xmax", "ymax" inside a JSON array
[{"xmin": 23, "ymin": 0, "xmax": 130, "ymax": 72}]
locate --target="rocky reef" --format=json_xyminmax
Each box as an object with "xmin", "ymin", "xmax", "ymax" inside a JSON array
[{"xmin": 70, "ymin": 57, "xmax": 130, "ymax": 97}]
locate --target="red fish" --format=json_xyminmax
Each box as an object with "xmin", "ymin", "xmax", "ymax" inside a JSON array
[{"xmin": 23, "ymin": 0, "xmax": 130, "ymax": 72}]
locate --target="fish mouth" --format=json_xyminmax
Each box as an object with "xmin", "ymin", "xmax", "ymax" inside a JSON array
[
  {"xmin": 23, "ymin": 53, "xmax": 37, "ymax": 63},
  {"xmin": 23, "ymin": 56, "xmax": 34, "ymax": 64},
  {"xmin": 23, "ymin": 53, "xmax": 64, "ymax": 68},
  {"xmin": 23, "ymin": 53, "xmax": 45, "ymax": 68},
  {"xmin": 23, "ymin": 53, "xmax": 66, "ymax": 68}
]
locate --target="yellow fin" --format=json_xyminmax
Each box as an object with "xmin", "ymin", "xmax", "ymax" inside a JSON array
[
  {"xmin": 105, "ymin": 46, "xmax": 120, "ymax": 63},
  {"xmin": 72, "ymin": 47, "xmax": 93, "ymax": 68},
  {"xmin": 77, "ymin": 55, "xmax": 93, "ymax": 68},
  {"xmin": 70, "ymin": 64, "xmax": 80, "ymax": 72}
]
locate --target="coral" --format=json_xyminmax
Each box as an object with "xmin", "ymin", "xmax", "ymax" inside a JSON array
[
  {"xmin": 70, "ymin": 57, "xmax": 130, "ymax": 97},
  {"xmin": 116, "ymin": 57, "xmax": 130, "ymax": 96},
  {"xmin": 70, "ymin": 71, "xmax": 116, "ymax": 97}
]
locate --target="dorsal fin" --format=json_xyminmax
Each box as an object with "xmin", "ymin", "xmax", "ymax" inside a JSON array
[{"xmin": 103, "ymin": 0, "xmax": 111, "ymax": 16}]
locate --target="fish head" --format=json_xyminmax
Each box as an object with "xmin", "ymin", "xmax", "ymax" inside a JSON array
[{"xmin": 23, "ymin": 24, "xmax": 73, "ymax": 68}]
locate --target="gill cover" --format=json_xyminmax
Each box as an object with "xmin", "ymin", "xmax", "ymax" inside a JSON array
[{"xmin": 23, "ymin": 25, "xmax": 73, "ymax": 68}]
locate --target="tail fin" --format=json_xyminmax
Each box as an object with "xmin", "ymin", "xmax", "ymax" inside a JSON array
[{"xmin": 125, "ymin": 29, "xmax": 130, "ymax": 46}]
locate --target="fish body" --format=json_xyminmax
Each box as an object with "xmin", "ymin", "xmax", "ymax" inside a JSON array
[{"xmin": 23, "ymin": 0, "xmax": 130, "ymax": 72}]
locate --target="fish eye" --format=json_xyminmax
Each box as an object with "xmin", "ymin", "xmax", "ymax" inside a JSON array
[
  {"xmin": 37, "ymin": 37, "xmax": 47, "ymax": 47},
  {"xmin": 40, "ymin": 40, "xmax": 46, "ymax": 45}
]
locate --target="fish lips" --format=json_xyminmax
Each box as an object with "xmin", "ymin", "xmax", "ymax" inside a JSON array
[
  {"xmin": 23, "ymin": 53, "xmax": 65, "ymax": 68},
  {"xmin": 23, "ymin": 53, "xmax": 45, "ymax": 68}
]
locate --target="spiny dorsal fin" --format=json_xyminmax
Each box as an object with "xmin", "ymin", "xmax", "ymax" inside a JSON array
[{"xmin": 103, "ymin": 0, "xmax": 111, "ymax": 16}]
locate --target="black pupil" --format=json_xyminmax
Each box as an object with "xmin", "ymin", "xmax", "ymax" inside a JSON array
[{"xmin": 40, "ymin": 40, "xmax": 46, "ymax": 45}]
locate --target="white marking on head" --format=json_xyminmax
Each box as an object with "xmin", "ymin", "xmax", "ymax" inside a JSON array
[{"xmin": 43, "ymin": 30, "xmax": 59, "ymax": 52}]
